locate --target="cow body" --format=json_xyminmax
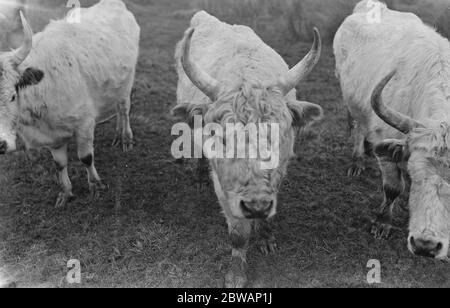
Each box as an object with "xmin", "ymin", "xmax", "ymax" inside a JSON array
[
  {"xmin": 0, "ymin": 0, "xmax": 140, "ymax": 207},
  {"xmin": 334, "ymin": 0, "xmax": 450, "ymax": 259},
  {"xmin": 175, "ymin": 11, "xmax": 323, "ymax": 287}
]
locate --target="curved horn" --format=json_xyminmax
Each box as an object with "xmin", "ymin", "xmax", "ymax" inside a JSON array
[
  {"xmin": 276, "ymin": 28, "xmax": 322, "ymax": 96},
  {"xmin": 181, "ymin": 28, "xmax": 221, "ymax": 101},
  {"xmin": 11, "ymin": 11, "xmax": 33, "ymax": 66},
  {"xmin": 371, "ymin": 71, "xmax": 424, "ymax": 134}
]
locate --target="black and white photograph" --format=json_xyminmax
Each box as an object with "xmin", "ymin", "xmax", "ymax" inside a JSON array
[{"xmin": 0, "ymin": 0, "xmax": 449, "ymax": 291}]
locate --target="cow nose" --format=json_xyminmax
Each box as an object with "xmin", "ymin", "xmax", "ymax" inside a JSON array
[
  {"xmin": 0, "ymin": 141, "xmax": 7, "ymax": 154},
  {"xmin": 240, "ymin": 200, "xmax": 274, "ymax": 219},
  {"xmin": 410, "ymin": 237, "xmax": 443, "ymax": 258}
]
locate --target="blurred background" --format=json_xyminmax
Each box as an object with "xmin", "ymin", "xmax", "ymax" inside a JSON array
[
  {"xmin": 1, "ymin": 0, "xmax": 449, "ymax": 51},
  {"xmin": 171, "ymin": 0, "xmax": 450, "ymax": 43}
]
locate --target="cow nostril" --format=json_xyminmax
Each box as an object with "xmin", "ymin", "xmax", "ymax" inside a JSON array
[
  {"xmin": 0, "ymin": 141, "xmax": 7, "ymax": 154},
  {"xmin": 240, "ymin": 201, "xmax": 252, "ymax": 214},
  {"xmin": 410, "ymin": 237, "xmax": 416, "ymax": 249}
]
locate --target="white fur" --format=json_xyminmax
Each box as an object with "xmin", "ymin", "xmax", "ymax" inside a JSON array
[
  {"xmin": 16, "ymin": 0, "xmax": 140, "ymax": 149},
  {"xmin": 334, "ymin": 0, "xmax": 450, "ymax": 258},
  {"xmin": 334, "ymin": 0, "xmax": 450, "ymax": 142},
  {"xmin": 176, "ymin": 10, "xmax": 297, "ymax": 106}
]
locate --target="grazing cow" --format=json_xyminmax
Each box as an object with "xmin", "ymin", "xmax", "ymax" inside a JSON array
[
  {"xmin": 0, "ymin": 0, "xmax": 26, "ymax": 50},
  {"xmin": 334, "ymin": 0, "xmax": 450, "ymax": 260},
  {"xmin": 0, "ymin": 0, "xmax": 140, "ymax": 207},
  {"xmin": 173, "ymin": 11, "xmax": 323, "ymax": 287}
]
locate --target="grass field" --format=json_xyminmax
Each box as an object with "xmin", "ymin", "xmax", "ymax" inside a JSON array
[{"xmin": 0, "ymin": 0, "xmax": 449, "ymax": 288}]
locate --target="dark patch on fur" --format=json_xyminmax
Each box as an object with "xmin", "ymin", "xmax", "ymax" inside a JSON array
[
  {"xmin": 375, "ymin": 142, "xmax": 406, "ymax": 163},
  {"xmin": 80, "ymin": 154, "xmax": 93, "ymax": 167},
  {"xmin": 15, "ymin": 67, "xmax": 44, "ymax": 92},
  {"xmin": 384, "ymin": 185, "xmax": 401, "ymax": 203},
  {"xmin": 364, "ymin": 139, "xmax": 374, "ymax": 157},
  {"xmin": 23, "ymin": 105, "xmax": 48, "ymax": 122},
  {"xmin": 54, "ymin": 160, "xmax": 65, "ymax": 172},
  {"xmin": 229, "ymin": 233, "xmax": 247, "ymax": 250}
]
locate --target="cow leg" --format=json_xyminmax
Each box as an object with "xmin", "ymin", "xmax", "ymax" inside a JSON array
[
  {"xmin": 112, "ymin": 96, "xmax": 133, "ymax": 152},
  {"xmin": 348, "ymin": 125, "xmax": 366, "ymax": 177},
  {"xmin": 76, "ymin": 125, "xmax": 107, "ymax": 200},
  {"xmin": 254, "ymin": 219, "xmax": 277, "ymax": 255},
  {"xmin": 225, "ymin": 216, "xmax": 251, "ymax": 288},
  {"xmin": 51, "ymin": 144, "xmax": 74, "ymax": 208},
  {"xmin": 112, "ymin": 110, "xmax": 123, "ymax": 148},
  {"xmin": 372, "ymin": 159, "xmax": 404, "ymax": 239},
  {"xmin": 120, "ymin": 94, "xmax": 134, "ymax": 152}
]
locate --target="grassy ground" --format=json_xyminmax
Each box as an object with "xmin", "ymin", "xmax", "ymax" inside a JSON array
[{"xmin": 0, "ymin": 0, "xmax": 449, "ymax": 288}]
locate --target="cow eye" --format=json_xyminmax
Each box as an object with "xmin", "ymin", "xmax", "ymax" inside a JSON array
[{"xmin": 11, "ymin": 94, "xmax": 16, "ymax": 102}]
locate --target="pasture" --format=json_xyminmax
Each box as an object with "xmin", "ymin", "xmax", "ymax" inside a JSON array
[{"xmin": 0, "ymin": 0, "xmax": 449, "ymax": 288}]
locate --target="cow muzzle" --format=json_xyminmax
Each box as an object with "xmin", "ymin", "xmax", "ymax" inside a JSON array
[
  {"xmin": 408, "ymin": 235, "xmax": 448, "ymax": 259},
  {"xmin": 239, "ymin": 199, "xmax": 274, "ymax": 219}
]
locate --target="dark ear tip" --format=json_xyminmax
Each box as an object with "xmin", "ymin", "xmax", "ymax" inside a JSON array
[
  {"xmin": 305, "ymin": 103, "xmax": 323, "ymax": 120},
  {"xmin": 374, "ymin": 142, "xmax": 389, "ymax": 156}
]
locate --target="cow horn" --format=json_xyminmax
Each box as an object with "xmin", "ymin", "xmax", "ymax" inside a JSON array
[
  {"xmin": 181, "ymin": 28, "xmax": 221, "ymax": 101},
  {"xmin": 371, "ymin": 71, "xmax": 425, "ymax": 134},
  {"xmin": 276, "ymin": 28, "xmax": 322, "ymax": 96},
  {"xmin": 11, "ymin": 11, "xmax": 33, "ymax": 67}
]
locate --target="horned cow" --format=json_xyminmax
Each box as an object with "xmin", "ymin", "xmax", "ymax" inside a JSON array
[
  {"xmin": 334, "ymin": 0, "xmax": 450, "ymax": 260},
  {"xmin": 174, "ymin": 11, "xmax": 323, "ymax": 287},
  {"xmin": 0, "ymin": 0, "xmax": 140, "ymax": 207}
]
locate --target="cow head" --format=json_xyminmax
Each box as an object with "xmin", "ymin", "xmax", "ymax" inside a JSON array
[
  {"xmin": 0, "ymin": 12, "xmax": 44, "ymax": 154},
  {"xmin": 173, "ymin": 28, "xmax": 323, "ymax": 219},
  {"xmin": 372, "ymin": 72, "xmax": 450, "ymax": 260}
]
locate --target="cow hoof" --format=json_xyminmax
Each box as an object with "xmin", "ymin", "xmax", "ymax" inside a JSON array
[
  {"xmin": 225, "ymin": 271, "xmax": 248, "ymax": 289},
  {"xmin": 112, "ymin": 136, "xmax": 134, "ymax": 152},
  {"xmin": 55, "ymin": 192, "xmax": 74, "ymax": 208},
  {"xmin": 347, "ymin": 164, "xmax": 365, "ymax": 177},
  {"xmin": 122, "ymin": 141, "xmax": 134, "ymax": 152},
  {"xmin": 89, "ymin": 181, "xmax": 108, "ymax": 200},
  {"xmin": 195, "ymin": 181, "xmax": 210, "ymax": 193},
  {"xmin": 258, "ymin": 236, "xmax": 278, "ymax": 255},
  {"xmin": 371, "ymin": 221, "xmax": 392, "ymax": 240}
]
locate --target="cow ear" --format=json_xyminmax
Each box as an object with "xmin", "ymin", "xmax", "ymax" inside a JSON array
[
  {"xmin": 287, "ymin": 101, "xmax": 323, "ymax": 127},
  {"xmin": 171, "ymin": 103, "xmax": 209, "ymax": 128},
  {"xmin": 16, "ymin": 67, "xmax": 44, "ymax": 91},
  {"xmin": 374, "ymin": 139, "xmax": 409, "ymax": 163}
]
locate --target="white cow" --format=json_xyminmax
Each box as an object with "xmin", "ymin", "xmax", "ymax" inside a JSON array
[
  {"xmin": 334, "ymin": 0, "xmax": 450, "ymax": 260},
  {"xmin": 0, "ymin": 0, "xmax": 140, "ymax": 207},
  {"xmin": 174, "ymin": 11, "xmax": 323, "ymax": 287}
]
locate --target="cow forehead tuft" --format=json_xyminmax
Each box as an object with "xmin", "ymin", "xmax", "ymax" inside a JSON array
[{"xmin": 211, "ymin": 83, "xmax": 291, "ymax": 125}]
